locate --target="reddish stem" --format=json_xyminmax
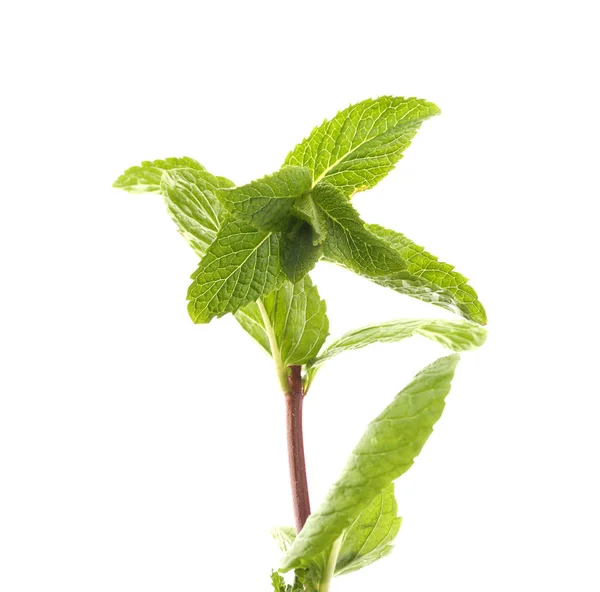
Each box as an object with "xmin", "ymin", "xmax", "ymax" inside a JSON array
[{"xmin": 286, "ymin": 365, "xmax": 311, "ymax": 533}]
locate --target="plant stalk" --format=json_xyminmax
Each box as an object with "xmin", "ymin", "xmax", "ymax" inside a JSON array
[
  {"xmin": 256, "ymin": 299, "xmax": 311, "ymax": 535},
  {"xmin": 287, "ymin": 364, "xmax": 311, "ymax": 533}
]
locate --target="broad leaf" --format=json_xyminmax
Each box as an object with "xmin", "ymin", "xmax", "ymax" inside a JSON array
[
  {"xmin": 307, "ymin": 318, "xmax": 486, "ymax": 386},
  {"xmin": 313, "ymin": 183, "xmax": 409, "ymax": 278},
  {"xmin": 113, "ymin": 157, "xmax": 208, "ymax": 194},
  {"xmin": 367, "ymin": 224, "xmax": 487, "ymax": 325},
  {"xmin": 234, "ymin": 275, "xmax": 329, "ymax": 366},
  {"xmin": 281, "ymin": 355, "xmax": 459, "ymax": 571},
  {"xmin": 160, "ymin": 169, "xmax": 233, "ymax": 257},
  {"xmin": 279, "ymin": 221, "xmax": 323, "ymax": 282},
  {"xmin": 336, "ymin": 483, "xmax": 401, "ymax": 576},
  {"xmin": 284, "ymin": 97, "xmax": 440, "ymax": 196},
  {"xmin": 218, "ymin": 166, "xmax": 312, "ymax": 231},
  {"xmin": 187, "ymin": 219, "xmax": 285, "ymax": 323}
]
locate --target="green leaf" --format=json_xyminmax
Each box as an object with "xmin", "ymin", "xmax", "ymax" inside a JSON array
[
  {"xmin": 187, "ymin": 219, "xmax": 285, "ymax": 323},
  {"xmin": 281, "ymin": 355, "xmax": 460, "ymax": 571},
  {"xmin": 234, "ymin": 275, "xmax": 329, "ymax": 366},
  {"xmin": 160, "ymin": 169, "xmax": 233, "ymax": 257},
  {"xmin": 270, "ymin": 570, "xmax": 308, "ymax": 592},
  {"xmin": 233, "ymin": 301, "xmax": 271, "ymax": 354},
  {"xmin": 279, "ymin": 221, "xmax": 323, "ymax": 282},
  {"xmin": 291, "ymin": 194, "xmax": 327, "ymax": 245},
  {"xmin": 313, "ymin": 183, "xmax": 408, "ymax": 277},
  {"xmin": 218, "ymin": 166, "xmax": 312, "ymax": 231},
  {"xmin": 113, "ymin": 157, "xmax": 208, "ymax": 194},
  {"xmin": 271, "ymin": 526, "xmax": 297, "ymax": 554},
  {"xmin": 367, "ymin": 224, "xmax": 487, "ymax": 325},
  {"xmin": 271, "ymin": 571, "xmax": 286, "ymax": 591},
  {"xmin": 335, "ymin": 483, "xmax": 401, "ymax": 576},
  {"xmin": 307, "ymin": 318, "xmax": 486, "ymax": 386},
  {"xmin": 284, "ymin": 97, "xmax": 440, "ymax": 196}
]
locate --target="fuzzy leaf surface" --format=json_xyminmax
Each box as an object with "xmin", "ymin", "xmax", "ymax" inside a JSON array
[
  {"xmin": 285, "ymin": 97, "xmax": 440, "ymax": 196},
  {"xmin": 281, "ymin": 355, "xmax": 459, "ymax": 571},
  {"xmin": 367, "ymin": 224, "xmax": 487, "ymax": 325},
  {"xmin": 307, "ymin": 318, "xmax": 486, "ymax": 384},
  {"xmin": 314, "ymin": 183, "xmax": 408, "ymax": 278},
  {"xmin": 336, "ymin": 483, "xmax": 402, "ymax": 576},
  {"xmin": 234, "ymin": 276, "xmax": 329, "ymax": 366},
  {"xmin": 218, "ymin": 166, "xmax": 311, "ymax": 231},
  {"xmin": 113, "ymin": 157, "xmax": 208, "ymax": 194},
  {"xmin": 160, "ymin": 169, "xmax": 233, "ymax": 257},
  {"xmin": 187, "ymin": 219, "xmax": 285, "ymax": 323}
]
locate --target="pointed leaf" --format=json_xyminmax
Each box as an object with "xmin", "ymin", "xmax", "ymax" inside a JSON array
[
  {"xmin": 160, "ymin": 169, "xmax": 233, "ymax": 257},
  {"xmin": 281, "ymin": 355, "xmax": 459, "ymax": 571},
  {"xmin": 285, "ymin": 97, "xmax": 440, "ymax": 196},
  {"xmin": 279, "ymin": 221, "xmax": 323, "ymax": 282},
  {"xmin": 113, "ymin": 157, "xmax": 208, "ymax": 194},
  {"xmin": 187, "ymin": 219, "xmax": 285, "ymax": 323},
  {"xmin": 336, "ymin": 483, "xmax": 402, "ymax": 576},
  {"xmin": 218, "ymin": 166, "xmax": 312, "ymax": 231},
  {"xmin": 234, "ymin": 275, "xmax": 329, "ymax": 366},
  {"xmin": 313, "ymin": 183, "xmax": 408, "ymax": 277},
  {"xmin": 367, "ymin": 224, "xmax": 487, "ymax": 325},
  {"xmin": 307, "ymin": 318, "xmax": 486, "ymax": 385}
]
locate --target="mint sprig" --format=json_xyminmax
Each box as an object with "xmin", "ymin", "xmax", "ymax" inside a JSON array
[{"xmin": 112, "ymin": 96, "xmax": 487, "ymax": 591}]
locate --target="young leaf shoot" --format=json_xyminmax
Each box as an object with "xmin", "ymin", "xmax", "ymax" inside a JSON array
[{"xmin": 113, "ymin": 96, "xmax": 487, "ymax": 591}]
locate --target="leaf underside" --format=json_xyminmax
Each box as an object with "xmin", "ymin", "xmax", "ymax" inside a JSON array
[
  {"xmin": 313, "ymin": 182, "xmax": 408, "ymax": 278},
  {"xmin": 281, "ymin": 355, "xmax": 459, "ymax": 571},
  {"xmin": 366, "ymin": 224, "xmax": 487, "ymax": 325},
  {"xmin": 336, "ymin": 483, "xmax": 402, "ymax": 576},
  {"xmin": 161, "ymin": 169, "xmax": 233, "ymax": 257},
  {"xmin": 112, "ymin": 157, "xmax": 208, "ymax": 194},
  {"xmin": 309, "ymin": 318, "xmax": 486, "ymax": 380}
]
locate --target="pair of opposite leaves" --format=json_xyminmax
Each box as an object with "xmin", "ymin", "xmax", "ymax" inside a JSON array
[
  {"xmin": 113, "ymin": 97, "xmax": 488, "ymax": 587},
  {"xmin": 114, "ymin": 96, "xmax": 487, "ymax": 336}
]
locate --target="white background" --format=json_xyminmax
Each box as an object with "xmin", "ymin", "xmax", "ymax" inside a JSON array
[{"xmin": 1, "ymin": 1, "xmax": 599, "ymax": 590}]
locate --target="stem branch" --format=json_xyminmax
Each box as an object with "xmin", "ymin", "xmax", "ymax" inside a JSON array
[{"xmin": 287, "ymin": 365, "xmax": 311, "ymax": 533}]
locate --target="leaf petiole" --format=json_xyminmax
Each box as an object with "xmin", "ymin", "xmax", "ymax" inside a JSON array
[
  {"xmin": 319, "ymin": 534, "xmax": 344, "ymax": 592},
  {"xmin": 257, "ymin": 298, "xmax": 289, "ymax": 394}
]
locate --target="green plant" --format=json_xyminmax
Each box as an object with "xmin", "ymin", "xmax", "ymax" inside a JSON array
[{"xmin": 113, "ymin": 96, "xmax": 487, "ymax": 591}]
